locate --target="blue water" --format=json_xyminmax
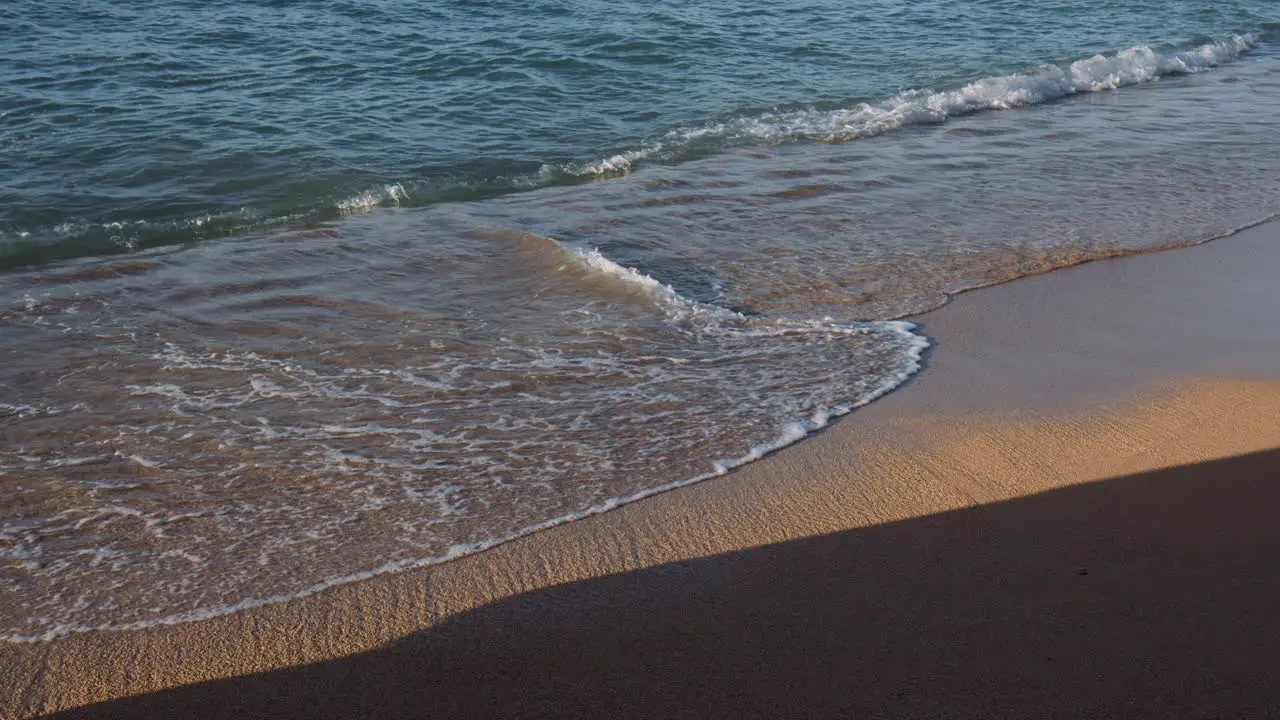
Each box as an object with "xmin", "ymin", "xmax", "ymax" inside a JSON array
[
  {"xmin": 1, "ymin": 2, "xmax": 1278, "ymax": 639},
  {"xmin": 2, "ymin": 0, "xmax": 1275, "ymax": 264}
]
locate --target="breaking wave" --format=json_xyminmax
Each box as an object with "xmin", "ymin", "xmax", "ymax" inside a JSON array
[
  {"xmin": 553, "ymin": 33, "xmax": 1258, "ymax": 177},
  {"xmin": 0, "ymin": 33, "xmax": 1262, "ymax": 270}
]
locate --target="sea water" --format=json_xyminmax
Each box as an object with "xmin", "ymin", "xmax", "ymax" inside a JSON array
[{"xmin": 1, "ymin": 0, "xmax": 1277, "ymax": 639}]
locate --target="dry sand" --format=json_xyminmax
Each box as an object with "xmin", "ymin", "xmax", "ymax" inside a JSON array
[{"xmin": 4, "ymin": 219, "xmax": 1280, "ymax": 719}]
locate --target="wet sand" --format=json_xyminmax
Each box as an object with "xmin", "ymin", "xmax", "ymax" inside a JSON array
[{"xmin": 5, "ymin": 219, "xmax": 1280, "ymax": 719}]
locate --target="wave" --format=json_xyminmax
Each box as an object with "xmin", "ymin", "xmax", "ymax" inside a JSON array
[
  {"xmin": 0, "ymin": 32, "xmax": 1262, "ymax": 271},
  {"xmin": 3, "ymin": 236, "xmax": 928, "ymax": 641},
  {"xmin": 553, "ymin": 236, "xmax": 931, "ymax": 468},
  {"xmin": 562, "ymin": 244, "xmax": 742, "ymax": 330},
  {"xmin": 551, "ymin": 33, "xmax": 1257, "ymax": 177},
  {"xmin": 336, "ymin": 183, "xmax": 410, "ymax": 214}
]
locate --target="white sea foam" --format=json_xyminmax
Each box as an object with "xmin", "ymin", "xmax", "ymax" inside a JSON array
[
  {"xmin": 564, "ymin": 144, "xmax": 668, "ymax": 176},
  {"xmin": 3, "ymin": 320, "xmax": 926, "ymax": 643},
  {"xmin": 708, "ymin": 34, "xmax": 1254, "ymax": 144},
  {"xmin": 553, "ymin": 34, "xmax": 1256, "ymax": 178},
  {"xmin": 7, "ymin": 185, "xmax": 406, "ymax": 258},
  {"xmin": 338, "ymin": 183, "xmax": 409, "ymax": 214},
  {"xmin": 564, "ymin": 244, "xmax": 743, "ymax": 329},
  {"xmin": 3, "ymin": 240, "xmax": 930, "ymax": 642},
  {"xmin": 706, "ymin": 320, "xmax": 928, "ymax": 474},
  {"xmin": 5, "ymin": 209, "xmax": 273, "ymax": 260}
]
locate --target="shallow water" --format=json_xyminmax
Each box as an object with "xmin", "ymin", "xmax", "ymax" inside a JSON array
[{"xmin": 1, "ymin": 2, "xmax": 1278, "ymax": 639}]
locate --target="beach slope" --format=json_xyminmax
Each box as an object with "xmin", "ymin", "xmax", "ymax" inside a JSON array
[{"xmin": 6, "ymin": 220, "xmax": 1280, "ymax": 719}]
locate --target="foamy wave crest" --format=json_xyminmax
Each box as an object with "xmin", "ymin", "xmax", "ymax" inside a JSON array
[
  {"xmin": 576, "ymin": 145, "xmax": 666, "ymax": 175},
  {"xmin": 337, "ymin": 183, "xmax": 409, "ymax": 214},
  {"xmin": 538, "ymin": 144, "xmax": 669, "ymax": 181},
  {"xmin": 563, "ymin": 244, "xmax": 743, "ymax": 329},
  {"xmin": 552, "ymin": 240, "xmax": 930, "ymax": 493},
  {"xmin": 684, "ymin": 34, "xmax": 1255, "ymax": 145},
  {"xmin": 548, "ymin": 33, "xmax": 1257, "ymax": 177},
  {"xmin": 556, "ymin": 240, "xmax": 929, "ymax": 472}
]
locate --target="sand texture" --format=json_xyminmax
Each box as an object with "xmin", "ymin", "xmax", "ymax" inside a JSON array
[{"xmin": 4, "ymin": 220, "xmax": 1280, "ymax": 719}]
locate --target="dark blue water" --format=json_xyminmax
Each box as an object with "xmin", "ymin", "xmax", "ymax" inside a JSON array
[{"xmin": 2, "ymin": 0, "xmax": 1274, "ymax": 265}]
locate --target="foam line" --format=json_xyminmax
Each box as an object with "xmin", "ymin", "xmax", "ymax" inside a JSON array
[{"xmin": 556, "ymin": 34, "xmax": 1257, "ymax": 177}]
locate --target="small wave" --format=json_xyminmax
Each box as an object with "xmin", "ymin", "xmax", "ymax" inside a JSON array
[
  {"xmin": 337, "ymin": 183, "xmax": 410, "ymax": 214},
  {"xmin": 559, "ymin": 243, "xmax": 742, "ymax": 330},
  {"xmin": 549, "ymin": 33, "xmax": 1257, "ymax": 179},
  {"xmin": 2, "ymin": 240, "xmax": 929, "ymax": 641},
  {"xmin": 0, "ymin": 184, "xmax": 407, "ymax": 270},
  {"xmin": 1, "ymin": 33, "xmax": 1260, "ymax": 270},
  {"xmin": 554, "ymin": 144, "xmax": 669, "ymax": 177},
  {"xmin": 556, "ymin": 238, "xmax": 932, "ymax": 460},
  {"xmin": 0, "ymin": 208, "xmax": 293, "ymax": 270}
]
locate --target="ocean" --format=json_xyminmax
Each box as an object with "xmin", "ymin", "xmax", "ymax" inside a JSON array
[{"xmin": 1, "ymin": 0, "xmax": 1277, "ymax": 640}]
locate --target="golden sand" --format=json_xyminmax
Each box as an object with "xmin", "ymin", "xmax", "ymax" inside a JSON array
[{"xmin": 6, "ymin": 221, "xmax": 1280, "ymax": 718}]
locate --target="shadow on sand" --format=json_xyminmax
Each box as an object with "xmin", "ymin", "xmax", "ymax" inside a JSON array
[{"xmin": 46, "ymin": 449, "xmax": 1280, "ymax": 719}]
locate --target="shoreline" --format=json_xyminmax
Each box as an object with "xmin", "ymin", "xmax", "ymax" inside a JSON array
[
  {"xmin": 6, "ymin": 219, "xmax": 1280, "ymax": 718},
  {"xmin": 0, "ymin": 212, "xmax": 1272, "ymax": 644}
]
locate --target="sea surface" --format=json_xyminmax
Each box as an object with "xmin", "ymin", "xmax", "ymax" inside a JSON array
[{"xmin": 2, "ymin": 0, "xmax": 1278, "ymax": 640}]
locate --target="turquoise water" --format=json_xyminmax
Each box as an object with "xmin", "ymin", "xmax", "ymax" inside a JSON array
[
  {"xmin": 1, "ymin": 2, "xmax": 1278, "ymax": 639},
  {"xmin": 2, "ymin": 1, "xmax": 1275, "ymax": 263}
]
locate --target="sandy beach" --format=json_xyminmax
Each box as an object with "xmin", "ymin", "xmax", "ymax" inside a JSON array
[{"xmin": 5, "ymin": 218, "xmax": 1280, "ymax": 719}]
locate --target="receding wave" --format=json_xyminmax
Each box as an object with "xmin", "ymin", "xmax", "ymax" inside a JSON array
[
  {"xmin": 0, "ymin": 32, "xmax": 1262, "ymax": 270},
  {"xmin": 0, "ymin": 227, "xmax": 928, "ymax": 640}
]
